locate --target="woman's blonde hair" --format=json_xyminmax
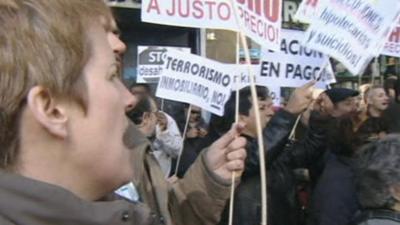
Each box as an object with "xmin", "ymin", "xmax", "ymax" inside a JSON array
[{"xmin": 0, "ymin": 0, "xmax": 114, "ymax": 168}]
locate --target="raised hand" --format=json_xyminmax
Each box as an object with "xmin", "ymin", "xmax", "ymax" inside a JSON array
[
  {"xmin": 205, "ymin": 123, "xmax": 247, "ymax": 181},
  {"xmin": 285, "ymin": 80, "xmax": 316, "ymax": 115}
]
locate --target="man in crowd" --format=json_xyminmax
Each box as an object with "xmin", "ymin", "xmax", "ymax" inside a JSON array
[
  {"xmin": 384, "ymin": 78, "xmax": 400, "ymax": 133},
  {"xmin": 365, "ymin": 86, "xmax": 390, "ymax": 118},
  {"xmin": 354, "ymin": 85, "xmax": 390, "ymax": 145},
  {"xmin": 130, "ymin": 83, "xmax": 152, "ymax": 101},
  {"xmin": 172, "ymin": 105, "xmax": 209, "ymax": 178},
  {"xmin": 0, "ymin": 0, "xmax": 247, "ymax": 224},
  {"xmin": 215, "ymin": 82, "xmax": 333, "ymax": 225},
  {"xmin": 127, "ymin": 96, "xmax": 181, "ymax": 177},
  {"xmin": 129, "ymin": 82, "xmax": 183, "ymax": 178},
  {"xmin": 309, "ymin": 88, "xmax": 362, "ymax": 225},
  {"xmin": 352, "ymin": 135, "xmax": 400, "ymax": 225}
]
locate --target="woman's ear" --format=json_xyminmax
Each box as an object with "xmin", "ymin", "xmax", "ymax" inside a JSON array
[{"xmin": 27, "ymin": 86, "xmax": 68, "ymax": 138}]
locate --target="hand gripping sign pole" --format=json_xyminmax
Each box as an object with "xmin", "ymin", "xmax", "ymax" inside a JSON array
[
  {"xmin": 229, "ymin": 1, "xmax": 268, "ymax": 225},
  {"xmin": 287, "ymin": 62, "xmax": 329, "ymax": 141}
]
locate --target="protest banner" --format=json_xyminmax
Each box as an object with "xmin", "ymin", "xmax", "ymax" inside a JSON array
[
  {"xmin": 227, "ymin": 64, "xmax": 281, "ymax": 106},
  {"xmin": 383, "ymin": 22, "xmax": 400, "ymax": 57},
  {"xmin": 141, "ymin": 0, "xmax": 282, "ymax": 51},
  {"xmin": 294, "ymin": 0, "xmax": 319, "ymax": 23},
  {"xmin": 319, "ymin": 60, "xmax": 336, "ymax": 85},
  {"xmin": 137, "ymin": 46, "xmax": 191, "ymax": 83},
  {"xmin": 302, "ymin": 0, "xmax": 400, "ymax": 75},
  {"xmin": 156, "ymin": 48, "xmax": 234, "ymax": 116},
  {"xmin": 267, "ymin": 85, "xmax": 281, "ymax": 106},
  {"xmin": 230, "ymin": 64, "xmax": 261, "ymax": 90},
  {"xmin": 259, "ymin": 29, "xmax": 332, "ymax": 89}
]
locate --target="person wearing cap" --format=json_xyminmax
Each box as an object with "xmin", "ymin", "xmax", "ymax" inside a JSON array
[
  {"xmin": 210, "ymin": 82, "xmax": 333, "ymax": 225},
  {"xmin": 317, "ymin": 88, "xmax": 360, "ymax": 118},
  {"xmin": 308, "ymin": 88, "xmax": 362, "ymax": 225}
]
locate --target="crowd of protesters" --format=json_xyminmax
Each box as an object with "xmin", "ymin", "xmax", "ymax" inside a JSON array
[
  {"xmin": 1, "ymin": 1, "xmax": 400, "ymax": 225},
  {"xmin": 128, "ymin": 78, "xmax": 400, "ymax": 225},
  {"xmin": 127, "ymin": 77, "xmax": 400, "ymax": 225}
]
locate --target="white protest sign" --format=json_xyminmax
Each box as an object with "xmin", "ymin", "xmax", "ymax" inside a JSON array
[
  {"xmin": 156, "ymin": 49, "xmax": 233, "ymax": 116},
  {"xmin": 267, "ymin": 85, "xmax": 281, "ymax": 106},
  {"xmin": 141, "ymin": 0, "xmax": 282, "ymax": 51},
  {"xmin": 294, "ymin": 0, "xmax": 319, "ymax": 23},
  {"xmin": 259, "ymin": 29, "xmax": 331, "ymax": 89},
  {"xmin": 230, "ymin": 64, "xmax": 264, "ymax": 90},
  {"xmin": 228, "ymin": 64, "xmax": 281, "ymax": 105},
  {"xmin": 302, "ymin": 0, "xmax": 400, "ymax": 75},
  {"xmin": 383, "ymin": 22, "xmax": 400, "ymax": 57},
  {"xmin": 137, "ymin": 46, "xmax": 191, "ymax": 83},
  {"xmin": 232, "ymin": 0, "xmax": 282, "ymax": 51},
  {"xmin": 319, "ymin": 61, "xmax": 336, "ymax": 85}
]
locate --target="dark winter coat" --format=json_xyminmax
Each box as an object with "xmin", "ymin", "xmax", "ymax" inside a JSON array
[
  {"xmin": 309, "ymin": 152, "xmax": 360, "ymax": 225},
  {"xmin": 219, "ymin": 110, "xmax": 330, "ymax": 225}
]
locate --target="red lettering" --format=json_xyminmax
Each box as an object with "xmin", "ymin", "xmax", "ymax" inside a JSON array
[
  {"xmin": 237, "ymin": 0, "xmax": 280, "ymax": 22},
  {"xmin": 306, "ymin": 0, "xmax": 318, "ymax": 7},
  {"xmin": 163, "ymin": 0, "xmax": 233, "ymax": 21},
  {"xmin": 147, "ymin": 0, "xmax": 160, "ymax": 14},
  {"xmin": 192, "ymin": 1, "xmax": 204, "ymax": 19},
  {"xmin": 248, "ymin": 0, "xmax": 254, "ymax": 11},
  {"xmin": 178, "ymin": 0, "xmax": 189, "ymax": 17},
  {"xmin": 218, "ymin": 3, "xmax": 231, "ymax": 21},
  {"xmin": 166, "ymin": 0, "xmax": 175, "ymax": 15},
  {"xmin": 389, "ymin": 27, "xmax": 400, "ymax": 43},
  {"xmin": 204, "ymin": 1, "xmax": 216, "ymax": 20},
  {"xmin": 264, "ymin": 0, "xmax": 280, "ymax": 22},
  {"xmin": 255, "ymin": 0, "xmax": 262, "ymax": 16}
]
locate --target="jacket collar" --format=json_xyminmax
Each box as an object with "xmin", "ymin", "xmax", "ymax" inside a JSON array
[
  {"xmin": 0, "ymin": 170, "xmax": 154, "ymax": 225},
  {"xmin": 125, "ymin": 123, "xmax": 151, "ymax": 187}
]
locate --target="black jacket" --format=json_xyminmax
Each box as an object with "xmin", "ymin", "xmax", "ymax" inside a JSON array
[
  {"xmin": 219, "ymin": 110, "xmax": 330, "ymax": 225},
  {"xmin": 383, "ymin": 102, "xmax": 400, "ymax": 134},
  {"xmin": 308, "ymin": 152, "xmax": 360, "ymax": 225}
]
